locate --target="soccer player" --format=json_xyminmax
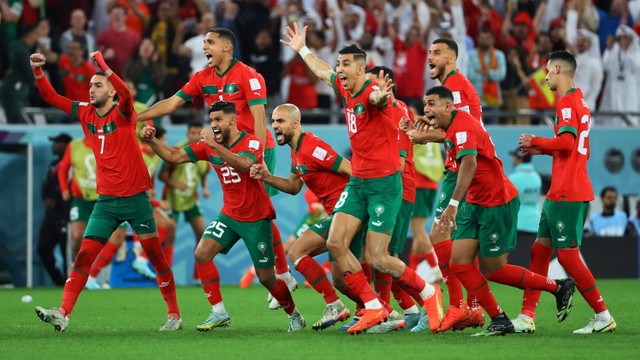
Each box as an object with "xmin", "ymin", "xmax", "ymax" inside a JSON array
[
  {"xmin": 31, "ymin": 51, "xmax": 181, "ymax": 332},
  {"xmin": 364, "ymin": 66, "xmax": 428, "ymax": 332},
  {"xmin": 515, "ymin": 50, "xmax": 616, "ymax": 334},
  {"xmin": 139, "ymin": 101, "xmax": 305, "ymax": 332},
  {"xmin": 422, "ymin": 85, "xmax": 576, "ymax": 336},
  {"xmin": 402, "ymin": 38, "xmax": 485, "ymax": 332},
  {"xmin": 281, "ymin": 22, "xmax": 442, "ymax": 334},
  {"xmin": 250, "ymin": 103, "xmax": 354, "ymax": 330},
  {"xmin": 137, "ymin": 27, "xmax": 295, "ymax": 294},
  {"xmin": 158, "ymin": 121, "xmax": 211, "ymax": 278}
]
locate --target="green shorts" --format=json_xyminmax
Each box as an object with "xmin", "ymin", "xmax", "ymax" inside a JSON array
[
  {"xmin": 170, "ymin": 204, "xmax": 203, "ymax": 223},
  {"xmin": 264, "ymin": 147, "xmax": 279, "ymax": 197},
  {"xmin": 84, "ymin": 192, "xmax": 156, "ymax": 241},
  {"xmin": 537, "ymin": 199, "xmax": 589, "ymax": 249},
  {"xmin": 333, "ymin": 172, "xmax": 402, "ymax": 235},
  {"xmin": 203, "ymin": 213, "xmax": 274, "ymax": 269},
  {"xmin": 308, "ymin": 214, "xmax": 365, "ymax": 260},
  {"xmin": 70, "ymin": 197, "xmax": 96, "ymax": 223},
  {"xmin": 435, "ymin": 171, "xmax": 467, "ymax": 218},
  {"xmin": 453, "ymin": 196, "xmax": 520, "ymax": 258},
  {"xmin": 292, "ymin": 211, "xmax": 327, "ymax": 239},
  {"xmin": 389, "ymin": 200, "xmax": 414, "ymax": 256},
  {"xmin": 412, "ymin": 188, "xmax": 437, "ymax": 218}
]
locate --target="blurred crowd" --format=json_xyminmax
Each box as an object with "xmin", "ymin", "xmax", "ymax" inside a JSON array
[{"xmin": 1, "ymin": 0, "xmax": 640, "ymax": 125}]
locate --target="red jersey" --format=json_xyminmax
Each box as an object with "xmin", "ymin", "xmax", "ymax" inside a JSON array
[
  {"xmin": 331, "ymin": 74, "xmax": 400, "ymax": 178},
  {"xmin": 177, "ymin": 59, "xmax": 275, "ymax": 149},
  {"xmin": 444, "ymin": 110, "xmax": 518, "ymax": 207},
  {"xmin": 395, "ymin": 100, "xmax": 416, "ymax": 203},
  {"xmin": 290, "ymin": 132, "xmax": 349, "ymax": 214},
  {"xmin": 538, "ymin": 88, "xmax": 594, "ymax": 202},
  {"xmin": 58, "ymin": 55, "xmax": 94, "ymax": 102},
  {"xmin": 72, "ymin": 101, "xmax": 151, "ymax": 196},
  {"xmin": 415, "ymin": 171, "xmax": 438, "ymax": 190},
  {"xmin": 185, "ymin": 132, "xmax": 275, "ymax": 222},
  {"xmin": 441, "ymin": 69, "xmax": 483, "ymax": 173}
]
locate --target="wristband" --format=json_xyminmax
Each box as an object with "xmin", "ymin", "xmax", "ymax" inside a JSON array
[
  {"xmin": 33, "ymin": 67, "xmax": 44, "ymax": 78},
  {"xmin": 449, "ymin": 199, "xmax": 459, "ymax": 207},
  {"xmin": 299, "ymin": 46, "xmax": 311, "ymax": 59}
]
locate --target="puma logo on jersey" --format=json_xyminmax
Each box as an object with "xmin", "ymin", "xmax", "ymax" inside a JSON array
[{"xmin": 140, "ymin": 222, "xmax": 150, "ymax": 229}]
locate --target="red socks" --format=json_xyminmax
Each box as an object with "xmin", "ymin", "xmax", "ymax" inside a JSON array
[
  {"xmin": 89, "ymin": 240, "xmax": 118, "ymax": 277},
  {"xmin": 294, "ymin": 256, "xmax": 339, "ymax": 304},
  {"xmin": 521, "ymin": 242, "xmax": 552, "ymax": 319},
  {"xmin": 61, "ymin": 239, "xmax": 104, "ymax": 315},
  {"xmin": 391, "ymin": 280, "xmax": 416, "ymax": 311},
  {"xmin": 140, "ymin": 236, "xmax": 180, "ymax": 317},
  {"xmin": 409, "ymin": 253, "xmax": 421, "ymax": 270},
  {"xmin": 424, "ymin": 250, "xmax": 438, "ymax": 268},
  {"xmin": 450, "ymin": 263, "xmax": 502, "ymax": 318},
  {"xmin": 269, "ymin": 279, "xmax": 296, "ymax": 315},
  {"xmin": 433, "ymin": 240, "xmax": 464, "ymax": 307},
  {"xmin": 197, "ymin": 262, "xmax": 222, "ymax": 305},
  {"xmin": 397, "ymin": 266, "xmax": 427, "ymax": 301},
  {"xmin": 271, "ymin": 222, "xmax": 289, "ymax": 275},
  {"xmin": 486, "ymin": 264, "xmax": 557, "ymax": 293},
  {"xmin": 558, "ymin": 248, "xmax": 607, "ymax": 313},
  {"xmin": 374, "ymin": 270, "xmax": 393, "ymax": 305},
  {"xmin": 344, "ymin": 270, "xmax": 377, "ymax": 304},
  {"xmin": 361, "ymin": 262, "xmax": 372, "ymax": 284},
  {"xmin": 162, "ymin": 244, "xmax": 174, "ymax": 266}
]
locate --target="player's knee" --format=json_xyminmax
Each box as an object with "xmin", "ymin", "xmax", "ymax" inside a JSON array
[
  {"xmin": 256, "ymin": 272, "xmax": 276, "ymax": 289},
  {"xmin": 193, "ymin": 248, "xmax": 211, "ymax": 264},
  {"xmin": 326, "ymin": 238, "xmax": 346, "ymax": 255}
]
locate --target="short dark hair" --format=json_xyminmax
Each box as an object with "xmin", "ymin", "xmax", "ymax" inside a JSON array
[
  {"xmin": 549, "ymin": 50, "xmax": 577, "ymax": 73},
  {"xmin": 209, "ymin": 100, "xmax": 236, "ymax": 115},
  {"xmin": 94, "ymin": 71, "xmax": 107, "ymax": 77},
  {"xmin": 600, "ymin": 186, "xmax": 618, "ymax": 198},
  {"xmin": 432, "ymin": 38, "xmax": 458, "ymax": 57},
  {"xmin": 366, "ymin": 66, "xmax": 395, "ymax": 83},
  {"xmin": 425, "ymin": 86, "xmax": 454, "ymax": 102},
  {"xmin": 188, "ymin": 120, "xmax": 204, "ymax": 129},
  {"xmin": 338, "ymin": 44, "xmax": 367, "ymax": 63},
  {"xmin": 154, "ymin": 125, "xmax": 166, "ymax": 139},
  {"xmin": 208, "ymin": 28, "xmax": 237, "ymax": 48}
]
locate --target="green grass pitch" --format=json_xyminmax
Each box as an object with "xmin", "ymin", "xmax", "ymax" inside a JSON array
[{"xmin": 2, "ymin": 280, "xmax": 638, "ymax": 359}]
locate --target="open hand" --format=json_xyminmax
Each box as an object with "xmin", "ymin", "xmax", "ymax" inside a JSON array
[{"xmin": 280, "ymin": 22, "xmax": 307, "ymax": 52}]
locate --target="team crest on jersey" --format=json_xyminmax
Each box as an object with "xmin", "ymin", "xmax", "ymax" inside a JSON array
[
  {"xmin": 556, "ymin": 221, "xmax": 565, "ymax": 233},
  {"xmin": 354, "ymin": 103, "xmax": 365, "ymax": 115},
  {"xmin": 223, "ymin": 83, "xmax": 239, "ymax": 94},
  {"xmin": 257, "ymin": 242, "xmax": 267, "ymax": 254},
  {"xmin": 375, "ymin": 204, "xmax": 385, "ymax": 217},
  {"xmin": 490, "ymin": 233, "xmax": 499, "ymax": 243}
]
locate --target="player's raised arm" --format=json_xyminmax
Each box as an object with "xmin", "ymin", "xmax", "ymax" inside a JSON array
[
  {"xmin": 140, "ymin": 126, "xmax": 191, "ymax": 164},
  {"xmin": 281, "ymin": 22, "xmax": 335, "ymax": 86},
  {"xmin": 137, "ymin": 94, "xmax": 187, "ymax": 122},
  {"xmin": 89, "ymin": 51, "xmax": 135, "ymax": 120},
  {"xmin": 250, "ymin": 163, "xmax": 304, "ymax": 195},
  {"xmin": 30, "ymin": 53, "xmax": 74, "ymax": 114}
]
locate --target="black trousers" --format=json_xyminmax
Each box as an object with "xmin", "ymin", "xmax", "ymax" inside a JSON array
[{"xmin": 37, "ymin": 214, "xmax": 68, "ymax": 286}]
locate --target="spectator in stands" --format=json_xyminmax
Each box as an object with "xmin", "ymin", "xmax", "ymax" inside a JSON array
[
  {"xmin": 38, "ymin": 133, "xmax": 73, "ymax": 286},
  {"xmin": 507, "ymin": 147, "xmax": 541, "ymax": 238},
  {"xmin": 549, "ymin": 17, "xmax": 571, "ymax": 52},
  {"xmin": 527, "ymin": 32, "xmax": 556, "ymax": 120},
  {"xmin": 58, "ymin": 40, "xmax": 94, "ymax": 102},
  {"xmin": 572, "ymin": 0, "xmax": 600, "ymax": 33},
  {"xmin": 463, "ymin": 0, "xmax": 504, "ymax": 43},
  {"xmin": 600, "ymin": 25, "xmax": 640, "ymax": 126},
  {"xmin": 1, "ymin": 0, "xmax": 23, "ymax": 72},
  {"xmin": 307, "ymin": 28, "xmax": 336, "ymax": 113},
  {"xmin": 628, "ymin": 199, "xmax": 640, "ymax": 238},
  {"xmin": 59, "ymin": 8, "xmax": 95, "ymax": 58},
  {"xmin": 566, "ymin": 5, "xmax": 604, "ymax": 111},
  {"xmin": 175, "ymin": 12, "xmax": 216, "ymax": 75},
  {"xmin": 391, "ymin": 20, "xmax": 429, "ymax": 107},
  {"xmin": 247, "ymin": 27, "xmax": 282, "ymax": 103},
  {"xmin": 123, "ymin": 38, "xmax": 167, "ymax": 107},
  {"xmin": 284, "ymin": 52, "xmax": 317, "ymax": 110},
  {"xmin": 502, "ymin": 46, "xmax": 531, "ymax": 125},
  {"xmin": 468, "ymin": 27, "xmax": 507, "ymax": 124},
  {"xmin": 596, "ymin": 0, "xmax": 633, "ymax": 52},
  {"xmin": 1, "ymin": 22, "xmax": 49, "ymax": 123},
  {"xmin": 500, "ymin": 4, "xmax": 537, "ymax": 54},
  {"xmin": 108, "ymin": 0, "xmax": 151, "ymax": 38},
  {"xmin": 97, "ymin": 4, "xmax": 141, "ymax": 75},
  {"xmin": 588, "ymin": 186, "xmax": 631, "ymax": 237}
]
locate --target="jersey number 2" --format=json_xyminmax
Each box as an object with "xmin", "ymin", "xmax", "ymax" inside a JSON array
[
  {"xmin": 221, "ymin": 166, "xmax": 241, "ymax": 184},
  {"xmin": 577, "ymin": 115, "xmax": 591, "ymax": 155}
]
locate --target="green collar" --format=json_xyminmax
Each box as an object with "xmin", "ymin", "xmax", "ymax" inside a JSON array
[
  {"xmin": 565, "ymin": 88, "xmax": 577, "ymax": 95},
  {"xmin": 215, "ymin": 58, "xmax": 238, "ymax": 77},
  {"xmin": 351, "ymin": 79, "xmax": 371, "ymax": 98},
  {"xmin": 442, "ymin": 69, "xmax": 458, "ymax": 85},
  {"xmin": 443, "ymin": 110, "xmax": 458, "ymax": 132},
  {"xmin": 96, "ymin": 104, "xmax": 116, "ymax": 118},
  {"xmin": 226, "ymin": 130, "xmax": 246, "ymax": 149},
  {"xmin": 294, "ymin": 132, "xmax": 306, "ymax": 154}
]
